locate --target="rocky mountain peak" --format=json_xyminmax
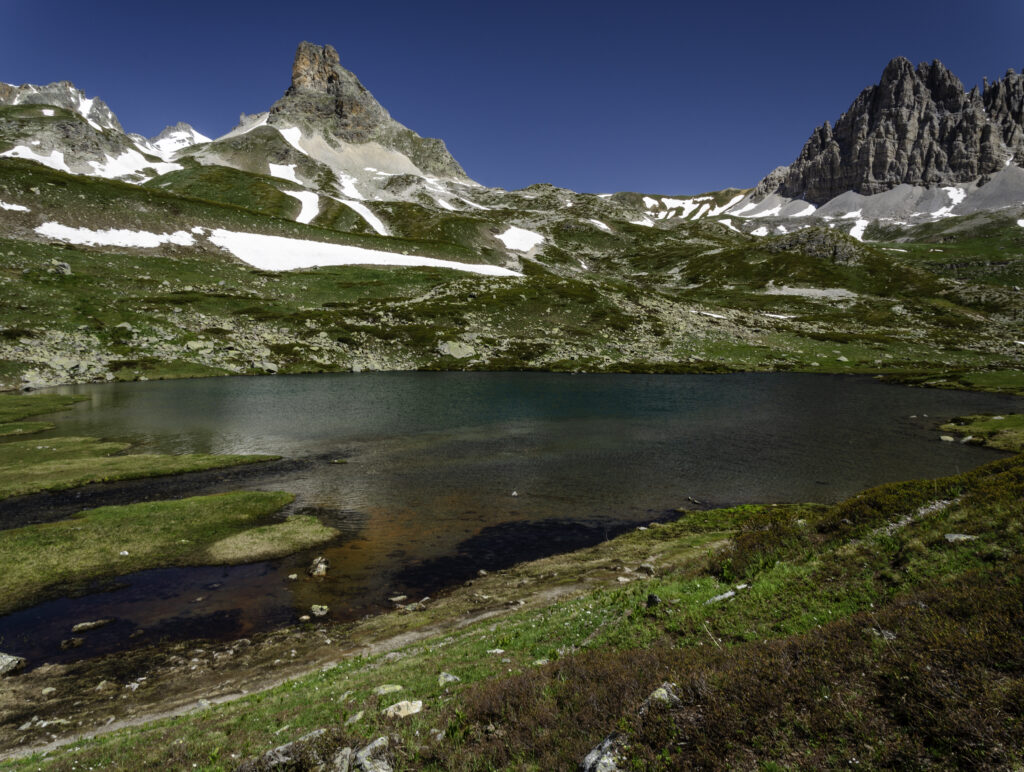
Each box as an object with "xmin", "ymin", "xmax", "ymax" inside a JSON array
[
  {"xmin": 289, "ymin": 42, "xmax": 345, "ymax": 94},
  {"xmin": 267, "ymin": 41, "xmax": 466, "ymax": 179},
  {"xmin": 756, "ymin": 57, "xmax": 1022, "ymax": 205}
]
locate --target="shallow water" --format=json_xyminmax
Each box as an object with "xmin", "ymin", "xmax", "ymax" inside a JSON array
[{"xmin": 0, "ymin": 372, "xmax": 1018, "ymax": 663}]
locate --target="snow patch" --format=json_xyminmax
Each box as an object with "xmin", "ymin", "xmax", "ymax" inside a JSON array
[
  {"xmin": 751, "ymin": 226, "xmax": 769, "ymax": 237},
  {"xmin": 277, "ymin": 126, "xmax": 305, "ymax": 154},
  {"xmin": 36, "ymin": 222, "xmax": 195, "ymax": 248},
  {"xmin": 849, "ymin": 219, "xmax": 869, "ymax": 241},
  {"xmin": 207, "ymin": 229, "xmax": 520, "ymax": 276},
  {"xmin": 762, "ymin": 285, "xmax": 858, "ymax": 300},
  {"xmin": 727, "ymin": 201, "xmax": 757, "ymax": 216},
  {"xmin": 747, "ymin": 204, "xmax": 782, "ymax": 218},
  {"xmin": 339, "ymin": 200, "xmax": 389, "ymax": 236},
  {"xmin": 268, "ymin": 164, "xmax": 300, "ymax": 184},
  {"xmin": 0, "ymin": 201, "xmax": 30, "ymax": 212},
  {"xmin": 89, "ymin": 150, "xmax": 181, "ymax": 179},
  {"xmin": 150, "ymin": 127, "xmax": 211, "ymax": 159},
  {"xmin": 630, "ymin": 217, "xmax": 655, "ymax": 227},
  {"xmin": 692, "ymin": 203, "xmax": 711, "ymax": 220},
  {"xmin": 434, "ymin": 197, "xmax": 456, "ymax": 211},
  {"xmin": 41, "ymin": 108, "xmax": 54, "ymax": 116},
  {"xmin": 932, "ymin": 186, "xmax": 967, "ymax": 218},
  {"xmin": 708, "ymin": 194, "xmax": 745, "ymax": 216},
  {"xmin": 283, "ymin": 191, "xmax": 319, "ymax": 224},
  {"xmin": 0, "ymin": 146, "xmax": 71, "ymax": 173},
  {"xmin": 338, "ymin": 173, "xmax": 363, "ymax": 200},
  {"xmin": 496, "ymin": 226, "xmax": 544, "ymax": 252},
  {"xmin": 789, "ymin": 203, "xmax": 816, "ymax": 217},
  {"xmin": 587, "ymin": 219, "xmax": 611, "ymax": 232},
  {"xmin": 718, "ymin": 218, "xmax": 742, "ymax": 233},
  {"xmin": 457, "ymin": 197, "xmax": 490, "ymax": 211},
  {"xmin": 642, "ymin": 196, "xmax": 659, "ymax": 209},
  {"xmin": 1018, "ymin": 219, "xmax": 1024, "ymax": 228}
]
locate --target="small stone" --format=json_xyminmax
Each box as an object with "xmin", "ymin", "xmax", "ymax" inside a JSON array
[
  {"xmin": 119, "ymin": 550, "xmax": 129, "ymax": 556},
  {"xmin": 41, "ymin": 686, "xmax": 56, "ymax": 696},
  {"xmin": 311, "ymin": 604, "xmax": 329, "ymax": 617},
  {"xmin": 646, "ymin": 594, "xmax": 662, "ymax": 608},
  {"xmin": 616, "ymin": 576, "xmax": 631, "ymax": 583},
  {"xmin": 287, "ymin": 574, "xmax": 298, "ymax": 580},
  {"xmin": 354, "ymin": 737, "xmax": 391, "ymax": 772},
  {"xmin": 344, "ymin": 710, "xmax": 364, "ymax": 726},
  {"xmin": 945, "ymin": 533, "xmax": 978, "ymax": 543},
  {"xmin": 298, "ymin": 615, "xmax": 311, "ymax": 622},
  {"xmin": 388, "ymin": 595, "xmax": 408, "ymax": 603},
  {"xmin": 580, "ymin": 732, "xmax": 627, "ymax": 772},
  {"xmin": 0, "ymin": 652, "xmax": 26, "ymax": 677},
  {"xmin": 308, "ymin": 556, "xmax": 329, "ymax": 577},
  {"xmin": 72, "ymin": 618, "xmax": 114, "ymax": 633},
  {"xmin": 382, "ymin": 699, "xmax": 422, "ymax": 718},
  {"xmin": 532, "ymin": 658, "xmax": 550, "ymax": 666},
  {"xmin": 477, "ymin": 569, "xmax": 488, "ymax": 577},
  {"xmin": 373, "ymin": 684, "xmax": 403, "ymax": 695},
  {"xmin": 95, "ymin": 680, "xmax": 113, "ymax": 692},
  {"xmin": 438, "ymin": 672, "xmax": 460, "ymax": 686},
  {"xmin": 636, "ymin": 563, "xmax": 656, "ymax": 576},
  {"xmin": 60, "ymin": 637, "xmax": 84, "ymax": 650},
  {"xmin": 486, "ymin": 648, "xmax": 505, "ymax": 655}
]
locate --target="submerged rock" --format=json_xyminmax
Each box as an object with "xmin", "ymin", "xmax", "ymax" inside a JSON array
[{"xmin": 308, "ymin": 556, "xmax": 329, "ymax": 577}]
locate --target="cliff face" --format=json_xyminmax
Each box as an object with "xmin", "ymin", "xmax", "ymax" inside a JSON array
[
  {"xmin": 267, "ymin": 42, "xmax": 467, "ymax": 179},
  {"xmin": 761, "ymin": 58, "xmax": 1024, "ymax": 205}
]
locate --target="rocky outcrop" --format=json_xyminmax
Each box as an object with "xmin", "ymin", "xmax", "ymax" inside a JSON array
[
  {"xmin": 0, "ymin": 81, "xmax": 122, "ymax": 132},
  {"xmin": 758, "ymin": 58, "xmax": 1024, "ymax": 205},
  {"xmin": 268, "ymin": 42, "xmax": 466, "ymax": 179}
]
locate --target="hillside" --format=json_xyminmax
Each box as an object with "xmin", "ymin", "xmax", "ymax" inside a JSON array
[{"xmin": 0, "ymin": 46, "xmax": 1022, "ymax": 389}]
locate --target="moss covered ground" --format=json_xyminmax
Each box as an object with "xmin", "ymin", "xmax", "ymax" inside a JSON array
[{"xmin": 10, "ymin": 453, "xmax": 1022, "ymax": 770}]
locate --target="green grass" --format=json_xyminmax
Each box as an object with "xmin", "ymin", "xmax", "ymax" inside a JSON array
[
  {"xmin": 0, "ymin": 491, "xmax": 326, "ymax": 615},
  {"xmin": 941, "ymin": 412, "xmax": 1024, "ymax": 451},
  {"xmin": 0, "ymin": 435, "xmax": 277, "ymax": 499},
  {"xmin": 14, "ymin": 454, "xmax": 1024, "ymax": 770}
]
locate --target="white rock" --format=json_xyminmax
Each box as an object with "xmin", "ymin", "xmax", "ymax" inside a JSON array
[{"xmin": 382, "ymin": 699, "xmax": 422, "ymax": 718}]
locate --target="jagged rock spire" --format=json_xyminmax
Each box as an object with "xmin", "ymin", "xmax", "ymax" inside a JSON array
[{"xmin": 755, "ymin": 57, "xmax": 1024, "ymax": 204}]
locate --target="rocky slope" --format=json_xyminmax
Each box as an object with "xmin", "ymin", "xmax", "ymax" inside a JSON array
[{"xmin": 758, "ymin": 58, "xmax": 1024, "ymax": 205}]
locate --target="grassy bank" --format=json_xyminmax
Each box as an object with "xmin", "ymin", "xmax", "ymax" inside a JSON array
[
  {"xmin": 0, "ymin": 435, "xmax": 278, "ymax": 499},
  {"xmin": 0, "ymin": 490, "xmax": 338, "ymax": 615},
  {"xmin": 941, "ymin": 412, "xmax": 1024, "ymax": 451},
  {"xmin": 9, "ymin": 453, "xmax": 1023, "ymax": 769},
  {"xmin": 0, "ymin": 393, "xmax": 279, "ymax": 498},
  {"xmin": 0, "ymin": 393, "xmax": 84, "ymax": 436}
]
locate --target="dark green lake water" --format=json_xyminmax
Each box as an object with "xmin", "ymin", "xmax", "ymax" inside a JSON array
[{"xmin": 1, "ymin": 372, "xmax": 1019, "ymax": 663}]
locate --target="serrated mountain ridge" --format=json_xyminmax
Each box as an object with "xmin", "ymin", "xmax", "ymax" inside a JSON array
[{"xmin": 759, "ymin": 57, "xmax": 1024, "ymax": 205}]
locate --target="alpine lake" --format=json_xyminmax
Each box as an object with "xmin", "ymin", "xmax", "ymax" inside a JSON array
[{"xmin": 1, "ymin": 371, "xmax": 1020, "ymax": 665}]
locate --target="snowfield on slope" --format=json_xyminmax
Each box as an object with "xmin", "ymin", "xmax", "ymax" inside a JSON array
[
  {"xmin": 36, "ymin": 222, "xmax": 195, "ymax": 248},
  {"xmin": 0, "ymin": 201, "xmax": 30, "ymax": 212},
  {"xmin": 207, "ymin": 230, "xmax": 521, "ymax": 276},
  {"xmin": 495, "ymin": 226, "xmax": 544, "ymax": 251},
  {"xmin": 282, "ymin": 191, "xmax": 320, "ymax": 224}
]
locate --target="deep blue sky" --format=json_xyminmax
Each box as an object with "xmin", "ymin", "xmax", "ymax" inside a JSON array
[{"xmin": 2, "ymin": 0, "xmax": 1021, "ymax": 194}]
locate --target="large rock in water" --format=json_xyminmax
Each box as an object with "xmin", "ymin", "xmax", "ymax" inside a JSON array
[
  {"xmin": 757, "ymin": 58, "xmax": 1024, "ymax": 205},
  {"xmin": 267, "ymin": 41, "xmax": 467, "ymax": 179}
]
